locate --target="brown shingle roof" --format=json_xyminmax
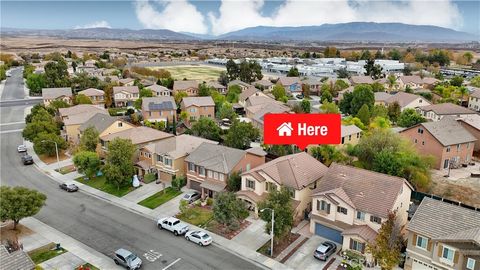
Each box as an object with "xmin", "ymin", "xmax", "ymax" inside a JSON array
[
  {"xmin": 385, "ymin": 92, "xmax": 429, "ymax": 108},
  {"xmin": 113, "ymin": 86, "xmax": 139, "ymax": 94},
  {"xmin": 0, "ymin": 245, "xmax": 35, "ymax": 270},
  {"xmin": 312, "ymin": 163, "xmax": 412, "ymax": 218},
  {"xmin": 100, "ymin": 126, "xmax": 173, "ymax": 145},
  {"xmin": 278, "ymin": 77, "xmax": 301, "ymax": 86},
  {"xmin": 412, "ymin": 118, "xmax": 477, "ymax": 146},
  {"xmin": 350, "ymin": 76, "xmax": 374, "ymax": 85},
  {"xmin": 181, "ymin": 96, "xmax": 214, "ymax": 107},
  {"xmin": 59, "ymin": 104, "xmax": 106, "ymax": 118},
  {"xmin": 342, "ymin": 225, "xmax": 378, "ymax": 243},
  {"xmin": 42, "ymin": 87, "xmax": 73, "ymax": 99},
  {"xmin": 173, "ymin": 80, "xmax": 199, "ymax": 91},
  {"xmin": 419, "ymin": 103, "xmax": 476, "ymax": 115},
  {"xmin": 77, "ymin": 88, "xmax": 104, "ymax": 97}
]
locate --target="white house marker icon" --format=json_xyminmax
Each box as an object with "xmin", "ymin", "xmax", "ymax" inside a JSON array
[{"xmin": 277, "ymin": 122, "xmax": 293, "ymax": 136}]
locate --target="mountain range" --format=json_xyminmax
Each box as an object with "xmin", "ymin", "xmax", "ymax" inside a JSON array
[{"xmin": 1, "ymin": 22, "xmax": 477, "ymax": 42}]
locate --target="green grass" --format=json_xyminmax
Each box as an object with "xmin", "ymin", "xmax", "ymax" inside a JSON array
[
  {"xmin": 28, "ymin": 246, "xmax": 67, "ymax": 264},
  {"xmin": 151, "ymin": 65, "xmax": 223, "ymax": 81},
  {"xmin": 138, "ymin": 187, "xmax": 182, "ymax": 209},
  {"xmin": 143, "ymin": 173, "xmax": 157, "ymax": 184},
  {"xmin": 108, "ymin": 107, "xmax": 128, "ymax": 116},
  {"xmin": 76, "ymin": 175, "xmax": 134, "ymax": 197},
  {"xmin": 177, "ymin": 206, "xmax": 213, "ymax": 227}
]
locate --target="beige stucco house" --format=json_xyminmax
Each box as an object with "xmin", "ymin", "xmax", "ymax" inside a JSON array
[
  {"xmin": 141, "ymin": 96, "xmax": 176, "ymax": 123},
  {"xmin": 173, "ymin": 80, "xmax": 199, "ymax": 96},
  {"xmin": 58, "ymin": 105, "xmax": 108, "ymax": 143},
  {"xmin": 42, "ymin": 87, "xmax": 73, "ymax": 106},
  {"xmin": 180, "ymin": 96, "xmax": 215, "ymax": 122},
  {"xmin": 77, "ymin": 88, "xmax": 105, "ymax": 107},
  {"xmin": 113, "ymin": 86, "xmax": 139, "ymax": 107}
]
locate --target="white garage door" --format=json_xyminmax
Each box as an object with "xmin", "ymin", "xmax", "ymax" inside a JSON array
[{"xmin": 412, "ymin": 259, "xmax": 441, "ymax": 270}]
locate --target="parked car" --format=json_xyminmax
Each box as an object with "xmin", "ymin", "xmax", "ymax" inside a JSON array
[
  {"xmin": 296, "ymin": 94, "xmax": 304, "ymax": 99},
  {"xmin": 113, "ymin": 248, "xmax": 142, "ymax": 270},
  {"xmin": 59, "ymin": 183, "xmax": 78, "ymax": 192},
  {"xmin": 314, "ymin": 241, "xmax": 337, "ymax": 261},
  {"xmin": 181, "ymin": 191, "xmax": 200, "ymax": 204},
  {"xmin": 185, "ymin": 230, "xmax": 212, "ymax": 246},
  {"xmin": 17, "ymin": 145, "xmax": 27, "ymax": 153},
  {"xmin": 157, "ymin": 217, "xmax": 189, "ymax": 236},
  {"xmin": 21, "ymin": 155, "xmax": 33, "ymax": 165}
]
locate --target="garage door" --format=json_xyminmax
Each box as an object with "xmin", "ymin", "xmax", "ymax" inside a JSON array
[
  {"xmin": 189, "ymin": 180, "xmax": 202, "ymax": 192},
  {"xmin": 314, "ymin": 223, "xmax": 343, "ymax": 244}
]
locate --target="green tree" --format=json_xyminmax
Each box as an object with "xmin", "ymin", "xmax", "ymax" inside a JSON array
[
  {"xmin": 397, "ymin": 108, "xmax": 426, "ymax": 127},
  {"xmin": 26, "ymin": 73, "xmax": 46, "ymax": 95},
  {"xmin": 75, "ymin": 94, "xmax": 92, "ymax": 104},
  {"xmin": 371, "ymin": 82, "xmax": 385, "ymax": 92},
  {"xmin": 301, "ymin": 84, "xmax": 310, "ymax": 98},
  {"xmin": 174, "ymin": 91, "xmax": 188, "ymax": 105},
  {"xmin": 388, "ymin": 49, "xmax": 401, "ymax": 60},
  {"xmin": 33, "ymin": 132, "xmax": 67, "ymax": 156},
  {"xmin": 271, "ymin": 85, "xmax": 287, "ymax": 101},
  {"xmin": 342, "ymin": 116, "xmax": 366, "ymax": 130},
  {"xmin": 356, "ymin": 104, "xmax": 371, "ymax": 126},
  {"xmin": 104, "ymin": 138, "xmax": 135, "ymax": 190},
  {"xmin": 258, "ymin": 188, "xmax": 294, "ymax": 244},
  {"xmin": 364, "ymin": 59, "xmax": 383, "ymax": 79},
  {"xmin": 367, "ymin": 211, "xmax": 404, "ymax": 270},
  {"xmin": 450, "ymin": 76, "xmax": 464, "ymax": 87},
  {"xmin": 226, "ymin": 85, "xmax": 242, "ymax": 103},
  {"xmin": 287, "ymin": 67, "xmax": 299, "ymax": 77},
  {"xmin": 218, "ymin": 71, "xmax": 229, "ymax": 86},
  {"xmin": 49, "ymin": 100, "xmax": 70, "ymax": 111},
  {"xmin": 79, "ymin": 126, "xmax": 99, "ymax": 152},
  {"xmin": 300, "ymin": 99, "xmax": 311, "ymax": 113},
  {"xmin": 179, "ymin": 111, "xmax": 189, "ymax": 122},
  {"xmin": 213, "ymin": 192, "xmax": 249, "ymax": 226},
  {"xmin": 336, "ymin": 67, "xmax": 350, "ymax": 79},
  {"xmin": 470, "ymin": 76, "xmax": 480, "ymax": 87},
  {"xmin": 0, "ymin": 186, "xmax": 46, "ymax": 229},
  {"xmin": 23, "ymin": 121, "xmax": 59, "ymax": 141},
  {"xmin": 190, "ymin": 117, "xmax": 222, "ymax": 141},
  {"xmin": 226, "ymin": 171, "xmax": 242, "ymax": 192},
  {"xmin": 238, "ymin": 60, "xmax": 263, "ymax": 83},
  {"xmin": 104, "ymin": 84, "xmax": 114, "ymax": 108},
  {"xmin": 226, "ymin": 59, "xmax": 239, "ymax": 81},
  {"xmin": 371, "ymin": 105, "xmax": 388, "ymax": 119},
  {"xmin": 198, "ymin": 83, "xmax": 212, "ymax": 97},
  {"xmin": 387, "ymin": 74, "xmax": 397, "ymax": 90},
  {"xmin": 320, "ymin": 101, "xmax": 340, "ymax": 114},
  {"xmin": 70, "ymin": 72, "xmax": 100, "ymax": 91},
  {"xmin": 463, "ymin": 52, "xmax": 474, "ymax": 63},
  {"xmin": 369, "ymin": 117, "xmax": 392, "ymax": 130},
  {"xmin": 217, "ymin": 102, "xmax": 237, "ymax": 120},
  {"xmin": 339, "ymin": 92, "xmax": 353, "ymax": 115},
  {"xmin": 321, "ymin": 89, "xmax": 333, "ymax": 103},
  {"xmin": 350, "ymin": 84, "xmax": 374, "ymax": 115},
  {"xmin": 224, "ymin": 120, "xmax": 260, "ymax": 149},
  {"xmin": 44, "ymin": 59, "xmax": 70, "ymax": 88},
  {"xmin": 139, "ymin": 88, "xmax": 153, "ymax": 98},
  {"xmin": 310, "ymin": 145, "xmax": 348, "ymax": 166},
  {"xmin": 73, "ymin": 151, "xmax": 101, "ymax": 178},
  {"xmin": 387, "ymin": 102, "xmax": 401, "ymax": 123},
  {"xmin": 0, "ymin": 65, "xmax": 6, "ymax": 81}
]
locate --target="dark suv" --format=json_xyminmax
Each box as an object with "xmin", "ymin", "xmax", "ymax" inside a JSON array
[{"xmin": 21, "ymin": 155, "xmax": 34, "ymax": 165}]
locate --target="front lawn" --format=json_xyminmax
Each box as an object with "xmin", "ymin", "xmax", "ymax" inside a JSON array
[
  {"xmin": 76, "ymin": 175, "xmax": 134, "ymax": 197},
  {"xmin": 28, "ymin": 244, "xmax": 67, "ymax": 264},
  {"xmin": 177, "ymin": 206, "xmax": 213, "ymax": 227},
  {"xmin": 138, "ymin": 187, "xmax": 181, "ymax": 209},
  {"xmin": 55, "ymin": 164, "xmax": 76, "ymax": 175},
  {"xmin": 143, "ymin": 173, "xmax": 157, "ymax": 184}
]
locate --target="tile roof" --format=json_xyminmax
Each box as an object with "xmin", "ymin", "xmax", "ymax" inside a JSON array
[
  {"xmin": 407, "ymin": 197, "xmax": 480, "ymax": 243},
  {"xmin": 147, "ymin": 84, "xmax": 171, "ymax": 93},
  {"xmin": 77, "ymin": 88, "xmax": 104, "ymax": 97},
  {"xmin": 399, "ymin": 75, "xmax": 424, "ymax": 84},
  {"xmin": 457, "ymin": 114, "xmax": 480, "ymax": 131},
  {"xmin": 146, "ymin": 134, "xmax": 218, "ymax": 159},
  {"xmin": 278, "ymin": 77, "xmax": 301, "ymax": 86},
  {"xmin": 206, "ymin": 81, "xmax": 226, "ymax": 89},
  {"xmin": 470, "ymin": 89, "xmax": 480, "ymax": 99},
  {"xmin": 239, "ymin": 86, "xmax": 260, "ymax": 102},
  {"xmin": 312, "ymin": 163, "xmax": 411, "ymax": 218},
  {"xmin": 63, "ymin": 110, "xmax": 108, "ymax": 126},
  {"xmin": 58, "ymin": 104, "xmax": 106, "ymax": 118},
  {"xmin": 100, "ymin": 126, "xmax": 173, "ymax": 145},
  {"xmin": 79, "ymin": 113, "xmax": 125, "ymax": 133},
  {"xmin": 42, "ymin": 87, "xmax": 73, "ymax": 99},
  {"xmin": 228, "ymin": 80, "xmax": 252, "ymax": 88},
  {"xmin": 242, "ymin": 152, "xmax": 328, "ymax": 190},
  {"xmin": 185, "ymin": 143, "xmax": 246, "ymax": 174},
  {"xmin": 236, "ymin": 190, "xmax": 267, "ymax": 203},
  {"xmin": 254, "ymin": 80, "xmax": 273, "ymax": 87},
  {"xmin": 181, "ymin": 96, "xmax": 215, "ymax": 107},
  {"xmin": 200, "ymin": 179, "xmax": 227, "ymax": 192},
  {"xmin": 350, "ymin": 76, "xmax": 374, "ymax": 85},
  {"xmin": 385, "ymin": 92, "xmax": 429, "ymax": 108},
  {"xmin": 0, "ymin": 245, "xmax": 35, "ymax": 270},
  {"xmin": 341, "ymin": 125, "xmax": 362, "ymax": 137},
  {"xmin": 173, "ymin": 80, "xmax": 199, "ymax": 91},
  {"xmin": 419, "ymin": 103, "xmax": 476, "ymax": 115},
  {"xmin": 142, "ymin": 97, "xmax": 176, "ymax": 112},
  {"xmin": 113, "ymin": 86, "xmax": 139, "ymax": 94},
  {"xmin": 413, "ymin": 118, "xmax": 477, "ymax": 146},
  {"xmin": 342, "ymin": 225, "xmax": 378, "ymax": 243},
  {"xmin": 245, "ymin": 147, "xmax": 267, "ymax": 157},
  {"xmin": 374, "ymin": 92, "xmax": 392, "ymax": 102}
]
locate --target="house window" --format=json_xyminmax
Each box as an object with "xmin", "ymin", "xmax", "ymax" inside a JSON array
[
  {"xmin": 442, "ymin": 246, "xmax": 454, "ymax": 262},
  {"xmin": 266, "ymin": 182, "xmax": 276, "ymax": 192},
  {"xmin": 348, "ymin": 135, "xmax": 352, "ymax": 141},
  {"xmin": 246, "ymin": 179, "xmax": 255, "ymax": 189},
  {"xmin": 446, "ymin": 146, "xmax": 451, "ymax": 152},
  {"xmin": 149, "ymin": 112, "xmax": 152, "ymax": 117},
  {"xmin": 213, "ymin": 171, "xmax": 219, "ymax": 180},
  {"xmin": 341, "ymin": 137, "xmax": 345, "ymax": 144},
  {"xmin": 457, "ymin": 144, "xmax": 460, "ymax": 151},
  {"xmin": 356, "ymin": 211, "xmax": 365, "ymax": 221},
  {"xmin": 416, "ymin": 236, "xmax": 428, "ymax": 249},
  {"xmin": 188, "ymin": 162, "xmax": 195, "ymax": 172},
  {"xmin": 246, "ymin": 164, "xmax": 250, "ymax": 171},
  {"xmin": 198, "ymin": 166, "xmax": 205, "ymax": 176},
  {"xmin": 286, "ymin": 187, "xmax": 295, "ymax": 198},
  {"xmin": 219, "ymin": 174, "xmax": 224, "ymax": 181},
  {"xmin": 337, "ymin": 206, "xmax": 347, "ymax": 215},
  {"xmin": 118, "ymin": 122, "xmax": 123, "ymax": 127},
  {"xmin": 417, "ymin": 128, "xmax": 423, "ymax": 134},
  {"xmin": 422, "ymin": 141, "xmax": 425, "ymax": 145},
  {"xmin": 318, "ymin": 200, "xmax": 329, "ymax": 212},
  {"xmin": 350, "ymin": 239, "xmax": 365, "ymax": 253},
  {"xmin": 370, "ymin": 216, "xmax": 382, "ymax": 224},
  {"xmin": 157, "ymin": 155, "xmax": 163, "ymax": 162},
  {"xmin": 466, "ymin": 258, "xmax": 476, "ymax": 270},
  {"xmin": 356, "ymin": 133, "xmax": 360, "ymax": 139},
  {"xmin": 414, "ymin": 139, "xmax": 418, "ymax": 143},
  {"xmin": 164, "ymin": 158, "xmax": 172, "ymax": 167},
  {"xmin": 207, "ymin": 170, "xmax": 212, "ymax": 178}
]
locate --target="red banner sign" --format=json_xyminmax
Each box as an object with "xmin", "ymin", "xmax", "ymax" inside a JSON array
[{"xmin": 263, "ymin": 113, "xmax": 341, "ymax": 150}]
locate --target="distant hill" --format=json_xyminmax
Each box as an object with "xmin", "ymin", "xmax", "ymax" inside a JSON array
[{"xmin": 218, "ymin": 22, "xmax": 477, "ymax": 42}]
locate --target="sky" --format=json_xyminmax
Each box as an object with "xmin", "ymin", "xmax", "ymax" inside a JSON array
[{"xmin": 1, "ymin": 0, "xmax": 479, "ymax": 36}]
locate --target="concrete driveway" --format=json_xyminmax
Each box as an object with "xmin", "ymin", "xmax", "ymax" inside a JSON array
[{"xmin": 285, "ymin": 235, "xmax": 339, "ymax": 270}]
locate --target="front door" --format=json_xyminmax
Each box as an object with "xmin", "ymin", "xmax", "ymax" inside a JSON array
[
  {"xmin": 208, "ymin": 189, "xmax": 213, "ymax": 198},
  {"xmin": 443, "ymin": 159, "xmax": 449, "ymax": 169}
]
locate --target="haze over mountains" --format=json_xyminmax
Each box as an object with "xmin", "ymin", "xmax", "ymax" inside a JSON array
[{"xmin": 1, "ymin": 22, "xmax": 477, "ymax": 42}]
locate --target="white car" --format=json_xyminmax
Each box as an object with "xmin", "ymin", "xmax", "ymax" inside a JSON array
[
  {"xmin": 185, "ymin": 230, "xmax": 212, "ymax": 246},
  {"xmin": 17, "ymin": 145, "xmax": 27, "ymax": 153},
  {"xmin": 157, "ymin": 217, "xmax": 189, "ymax": 236}
]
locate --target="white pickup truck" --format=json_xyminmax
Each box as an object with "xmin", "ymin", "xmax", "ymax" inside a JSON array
[{"xmin": 157, "ymin": 217, "xmax": 189, "ymax": 236}]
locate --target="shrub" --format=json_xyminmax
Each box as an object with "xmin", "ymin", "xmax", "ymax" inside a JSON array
[{"xmin": 206, "ymin": 198, "xmax": 213, "ymax": 206}]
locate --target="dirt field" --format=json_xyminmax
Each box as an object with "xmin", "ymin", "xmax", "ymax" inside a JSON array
[
  {"xmin": 151, "ymin": 65, "xmax": 224, "ymax": 81},
  {"xmin": 429, "ymin": 170, "xmax": 480, "ymax": 208}
]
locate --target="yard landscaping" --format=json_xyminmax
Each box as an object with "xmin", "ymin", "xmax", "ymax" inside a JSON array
[
  {"xmin": 138, "ymin": 187, "xmax": 182, "ymax": 209},
  {"xmin": 205, "ymin": 219, "xmax": 251, "ymax": 240},
  {"xmin": 28, "ymin": 243, "xmax": 67, "ymax": 264},
  {"xmin": 55, "ymin": 164, "xmax": 76, "ymax": 175},
  {"xmin": 177, "ymin": 206, "xmax": 213, "ymax": 227},
  {"xmin": 142, "ymin": 173, "xmax": 157, "ymax": 184},
  {"xmin": 150, "ymin": 65, "xmax": 224, "ymax": 81},
  {"xmin": 76, "ymin": 175, "xmax": 135, "ymax": 197},
  {"xmin": 257, "ymin": 232, "xmax": 300, "ymax": 258},
  {"xmin": 38, "ymin": 151, "xmax": 69, "ymax": 165},
  {"xmin": 76, "ymin": 263, "xmax": 100, "ymax": 270}
]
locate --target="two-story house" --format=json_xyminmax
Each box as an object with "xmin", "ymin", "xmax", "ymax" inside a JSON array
[
  {"xmin": 148, "ymin": 84, "xmax": 172, "ymax": 97},
  {"xmin": 385, "ymin": 92, "xmax": 431, "ymax": 111},
  {"xmin": 457, "ymin": 114, "xmax": 480, "ymax": 152},
  {"xmin": 141, "ymin": 96, "xmax": 176, "ymax": 123},
  {"xmin": 405, "ymin": 197, "xmax": 480, "ymax": 270},
  {"xmin": 398, "ymin": 76, "xmax": 439, "ymax": 90},
  {"xmin": 277, "ymin": 77, "xmax": 302, "ymax": 94},
  {"xmin": 119, "ymin": 78, "xmax": 135, "ymax": 86},
  {"xmin": 417, "ymin": 103, "xmax": 477, "ymax": 121},
  {"xmin": 77, "ymin": 88, "xmax": 105, "ymax": 107},
  {"xmin": 310, "ymin": 163, "xmax": 412, "ymax": 263},
  {"xmin": 113, "ymin": 86, "xmax": 139, "ymax": 107},
  {"xmin": 308, "ymin": 125, "xmax": 362, "ymax": 152},
  {"xmin": 180, "ymin": 96, "xmax": 215, "ymax": 122},
  {"xmin": 254, "ymin": 80, "xmax": 274, "ymax": 92},
  {"xmin": 140, "ymin": 135, "xmax": 218, "ymax": 183},
  {"xmin": 399, "ymin": 118, "xmax": 476, "ymax": 169},
  {"xmin": 173, "ymin": 80, "xmax": 199, "ymax": 96},
  {"xmin": 206, "ymin": 81, "xmax": 227, "ymax": 94},
  {"xmin": 244, "ymin": 95, "xmax": 291, "ymax": 134},
  {"xmin": 228, "ymin": 80, "xmax": 252, "ymax": 92},
  {"xmin": 185, "ymin": 144, "xmax": 266, "ymax": 198},
  {"xmin": 237, "ymin": 152, "xmax": 328, "ymax": 220},
  {"xmin": 42, "ymin": 87, "xmax": 73, "ymax": 106},
  {"xmin": 58, "ymin": 105, "xmax": 108, "ymax": 143},
  {"xmin": 468, "ymin": 89, "xmax": 480, "ymax": 112}
]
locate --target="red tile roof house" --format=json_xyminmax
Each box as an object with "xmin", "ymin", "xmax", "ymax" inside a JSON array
[
  {"xmin": 173, "ymin": 80, "xmax": 199, "ymax": 96},
  {"xmin": 399, "ymin": 118, "xmax": 477, "ymax": 170},
  {"xmin": 113, "ymin": 86, "xmax": 139, "ymax": 107},
  {"xmin": 237, "ymin": 152, "xmax": 328, "ymax": 221},
  {"xmin": 184, "ymin": 143, "xmax": 266, "ymax": 199},
  {"xmin": 309, "ymin": 163, "xmax": 413, "ymax": 265}
]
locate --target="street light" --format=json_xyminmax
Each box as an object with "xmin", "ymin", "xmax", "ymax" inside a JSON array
[
  {"xmin": 41, "ymin": 140, "xmax": 60, "ymax": 171},
  {"xmin": 260, "ymin": 207, "xmax": 274, "ymax": 257}
]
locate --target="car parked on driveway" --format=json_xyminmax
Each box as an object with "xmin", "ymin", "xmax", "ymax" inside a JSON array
[
  {"xmin": 59, "ymin": 183, "xmax": 78, "ymax": 192},
  {"xmin": 17, "ymin": 145, "xmax": 27, "ymax": 153},
  {"xmin": 157, "ymin": 217, "xmax": 189, "ymax": 236},
  {"xmin": 181, "ymin": 191, "xmax": 200, "ymax": 204},
  {"xmin": 21, "ymin": 155, "xmax": 33, "ymax": 165},
  {"xmin": 113, "ymin": 248, "xmax": 142, "ymax": 269},
  {"xmin": 185, "ymin": 230, "xmax": 212, "ymax": 246},
  {"xmin": 314, "ymin": 241, "xmax": 337, "ymax": 261}
]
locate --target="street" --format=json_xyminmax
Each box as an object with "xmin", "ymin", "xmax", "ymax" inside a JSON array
[{"xmin": 0, "ymin": 68, "xmax": 262, "ymax": 270}]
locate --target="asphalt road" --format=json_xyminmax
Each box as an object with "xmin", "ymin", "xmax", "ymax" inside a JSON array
[{"xmin": 0, "ymin": 68, "xmax": 262, "ymax": 270}]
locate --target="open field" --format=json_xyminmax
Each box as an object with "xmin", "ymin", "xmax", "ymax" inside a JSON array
[{"xmin": 150, "ymin": 65, "xmax": 224, "ymax": 81}]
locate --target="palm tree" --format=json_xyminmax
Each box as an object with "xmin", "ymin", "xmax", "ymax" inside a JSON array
[
  {"xmin": 457, "ymin": 86, "xmax": 469, "ymax": 101},
  {"xmin": 387, "ymin": 75, "xmax": 397, "ymax": 91}
]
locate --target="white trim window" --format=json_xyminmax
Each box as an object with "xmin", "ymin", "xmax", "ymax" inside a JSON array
[
  {"xmin": 164, "ymin": 157, "xmax": 172, "ymax": 167},
  {"xmin": 416, "ymin": 236, "xmax": 428, "ymax": 250},
  {"xmin": 442, "ymin": 246, "xmax": 454, "ymax": 262},
  {"xmin": 198, "ymin": 166, "xmax": 205, "ymax": 176},
  {"xmin": 246, "ymin": 179, "xmax": 255, "ymax": 189},
  {"xmin": 356, "ymin": 211, "xmax": 365, "ymax": 221},
  {"xmin": 188, "ymin": 162, "xmax": 195, "ymax": 172},
  {"xmin": 467, "ymin": 258, "xmax": 476, "ymax": 270}
]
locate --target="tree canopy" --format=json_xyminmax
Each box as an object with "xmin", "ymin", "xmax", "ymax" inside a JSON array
[
  {"xmin": 104, "ymin": 138, "xmax": 135, "ymax": 190},
  {"xmin": 258, "ymin": 188, "xmax": 294, "ymax": 244},
  {"xmin": 397, "ymin": 108, "xmax": 426, "ymax": 128},
  {"xmin": 73, "ymin": 151, "xmax": 101, "ymax": 178},
  {"xmin": 224, "ymin": 120, "xmax": 260, "ymax": 149},
  {"xmin": 79, "ymin": 126, "xmax": 99, "ymax": 152},
  {"xmin": 0, "ymin": 186, "xmax": 47, "ymax": 229},
  {"xmin": 190, "ymin": 117, "xmax": 222, "ymax": 141},
  {"xmin": 213, "ymin": 192, "xmax": 249, "ymax": 227}
]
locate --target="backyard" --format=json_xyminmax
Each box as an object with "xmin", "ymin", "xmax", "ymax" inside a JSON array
[
  {"xmin": 150, "ymin": 65, "xmax": 224, "ymax": 81},
  {"xmin": 138, "ymin": 187, "xmax": 182, "ymax": 209},
  {"xmin": 76, "ymin": 175, "xmax": 135, "ymax": 197}
]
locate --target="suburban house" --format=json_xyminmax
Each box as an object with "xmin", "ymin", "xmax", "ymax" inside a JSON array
[
  {"xmin": 340, "ymin": 125, "xmax": 363, "ymax": 146},
  {"xmin": 185, "ymin": 143, "xmax": 266, "ymax": 198},
  {"xmin": 180, "ymin": 96, "xmax": 215, "ymax": 122},
  {"xmin": 384, "ymin": 92, "xmax": 431, "ymax": 111},
  {"xmin": 399, "ymin": 118, "xmax": 476, "ymax": 169},
  {"xmin": 139, "ymin": 135, "xmax": 218, "ymax": 182},
  {"xmin": 349, "ymin": 76, "xmax": 374, "ymax": 85},
  {"xmin": 457, "ymin": 114, "xmax": 480, "ymax": 152},
  {"xmin": 374, "ymin": 92, "xmax": 392, "ymax": 106},
  {"xmin": 468, "ymin": 89, "xmax": 480, "ymax": 112},
  {"xmin": 79, "ymin": 113, "xmax": 134, "ymax": 151},
  {"xmin": 398, "ymin": 75, "xmax": 439, "ymax": 90},
  {"xmin": 42, "ymin": 87, "xmax": 73, "ymax": 106},
  {"xmin": 113, "ymin": 86, "xmax": 139, "ymax": 107},
  {"xmin": 237, "ymin": 152, "xmax": 329, "ymax": 220},
  {"xmin": 404, "ymin": 197, "xmax": 480, "ymax": 270},
  {"xmin": 228, "ymin": 80, "xmax": 252, "ymax": 91},
  {"xmin": 77, "ymin": 88, "xmax": 105, "ymax": 106},
  {"xmin": 0, "ymin": 244, "xmax": 35, "ymax": 270},
  {"xmin": 239, "ymin": 87, "xmax": 267, "ymax": 107},
  {"xmin": 119, "ymin": 78, "xmax": 135, "ymax": 86},
  {"xmin": 173, "ymin": 80, "xmax": 199, "ymax": 96},
  {"xmin": 58, "ymin": 105, "xmax": 108, "ymax": 143},
  {"xmin": 148, "ymin": 84, "xmax": 172, "ymax": 97},
  {"xmin": 206, "ymin": 81, "xmax": 227, "ymax": 93},
  {"xmin": 301, "ymin": 77, "xmax": 322, "ymax": 95},
  {"xmin": 141, "ymin": 96, "xmax": 176, "ymax": 123},
  {"xmin": 417, "ymin": 103, "xmax": 477, "ymax": 121},
  {"xmin": 254, "ymin": 80, "xmax": 274, "ymax": 92},
  {"xmin": 277, "ymin": 77, "xmax": 302, "ymax": 93},
  {"xmin": 245, "ymin": 95, "xmax": 291, "ymax": 133},
  {"xmin": 310, "ymin": 163, "xmax": 413, "ymax": 264}
]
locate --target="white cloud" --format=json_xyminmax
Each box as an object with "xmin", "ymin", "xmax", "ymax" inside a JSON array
[
  {"xmin": 134, "ymin": 0, "xmax": 208, "ymax": 34},
  {"xmin": 74, "ymin": 20, "xmax": 111, "ymax": 29}
]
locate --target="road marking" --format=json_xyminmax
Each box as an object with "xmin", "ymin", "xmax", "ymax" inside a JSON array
[
  {"xmin": 162, "ymin": 258, "xmax": 181, "ymax": 270},
  {"xmin": 0, "ymin": 121, "xmax": 25, "ymax": 126},
  {"xmin": 0, "ymin": 129, "xmax": 23, "ymax": 134},
  {"xmin": 143, "ymin": 250, "xmax": 162, "ymax": 262}
]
